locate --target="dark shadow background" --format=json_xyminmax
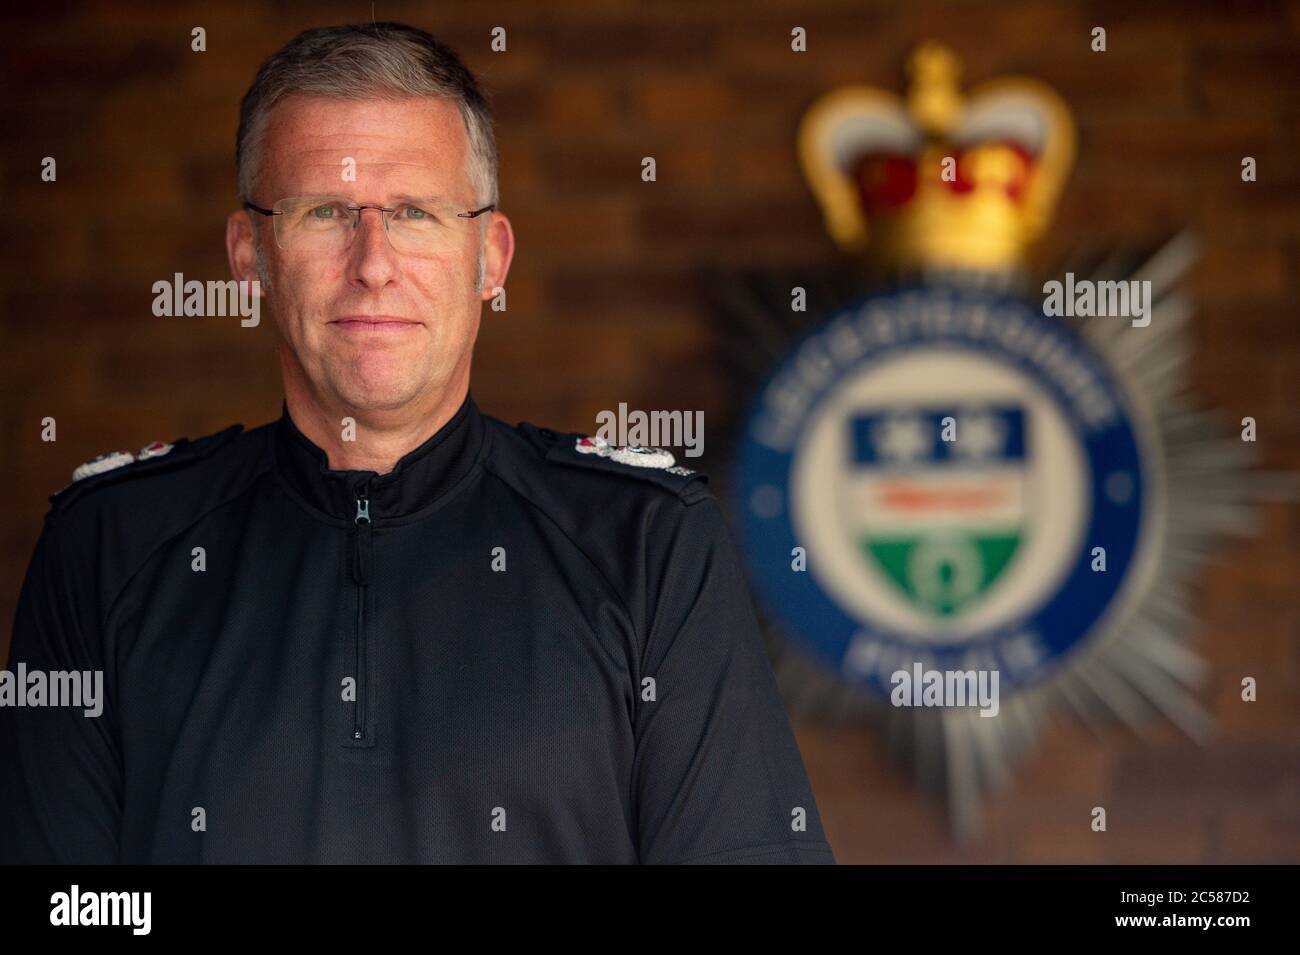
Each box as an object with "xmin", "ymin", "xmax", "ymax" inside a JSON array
[{"xmin": 1, "ymin": 0, "xmax": 1297, "ymax": 862}]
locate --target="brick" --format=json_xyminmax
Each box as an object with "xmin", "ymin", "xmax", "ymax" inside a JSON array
[{"xmin": 1, "ymin": 0, "xmax": 1298, "ymax": 867}]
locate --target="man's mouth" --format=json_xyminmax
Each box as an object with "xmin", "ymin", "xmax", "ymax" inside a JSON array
[{"xmin": 330, "ymin": 315, "xmax": 421, "ymax": 331}]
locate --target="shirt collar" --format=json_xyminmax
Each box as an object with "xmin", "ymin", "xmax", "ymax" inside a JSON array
[{"xmin": 272, "ymin": 391, "xmax": 484, "ymax": 521}]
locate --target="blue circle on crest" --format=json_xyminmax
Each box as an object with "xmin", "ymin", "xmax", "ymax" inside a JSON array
[{"xmin": 732, "ymin": 284, "xmax": 1150, "ymax": 696}]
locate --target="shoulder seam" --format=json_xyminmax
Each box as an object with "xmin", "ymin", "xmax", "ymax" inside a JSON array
[
  {"xmin": 479, "ymin": 457, "xmax": 641, "ymax": 644},
  {"xmin": 98, "ymin": 462, "xmax": 273, "ymax": 638}
]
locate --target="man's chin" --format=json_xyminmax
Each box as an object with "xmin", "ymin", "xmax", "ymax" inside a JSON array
[{"xmin": 330, "ymin": 378, "xmax": 427, "ymax": 415}]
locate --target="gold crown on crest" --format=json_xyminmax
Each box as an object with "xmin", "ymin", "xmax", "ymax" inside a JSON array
[{"xmin": 798, "ymin": 43, "xmax": 1077, "ymax": 271}]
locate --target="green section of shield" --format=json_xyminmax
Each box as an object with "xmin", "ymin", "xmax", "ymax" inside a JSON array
[{"xmin": 863, "ymin": 533, "xmax": 1021, "ymax": 616}]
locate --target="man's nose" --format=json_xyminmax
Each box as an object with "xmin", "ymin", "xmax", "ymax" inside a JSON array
[{"xmin": 346, "ymin": 207, "xmax": 399, "ymax": 288}]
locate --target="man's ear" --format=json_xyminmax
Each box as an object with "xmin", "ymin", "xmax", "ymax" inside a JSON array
[
  {"xmin": 479, "ymin": 212, "xmax": 515, "ymax": 302},
  {"xmin": 226, "ymin": 209, "xmax": 264, "ymax": 292}
]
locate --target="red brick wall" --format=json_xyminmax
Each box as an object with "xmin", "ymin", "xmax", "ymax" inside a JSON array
[{"xmin": 1, "ymin": 0, "xmax": 1296, "ymax": 862}]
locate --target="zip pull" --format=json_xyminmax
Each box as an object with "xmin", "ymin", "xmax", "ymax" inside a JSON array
[{"xmin": 352, "ymin": 486, "xmax": 372, "ymax": 585}]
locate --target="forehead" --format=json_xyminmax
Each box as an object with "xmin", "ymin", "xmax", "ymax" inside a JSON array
[{"xmin": 258, "ymin": 94, "xmax": 471, "ymax": 198}]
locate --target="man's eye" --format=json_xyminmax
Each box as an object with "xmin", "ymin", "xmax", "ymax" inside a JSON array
[
  {"xmin": 400, "ymin": 206, "xmax": 429, "ymax": 220},
  {"xmin": 309, "ymin": 205, "xmax": 338, "ymax": 219}
]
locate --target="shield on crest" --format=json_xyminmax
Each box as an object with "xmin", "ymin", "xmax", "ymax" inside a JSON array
[{"xmin": 841, "ymin": 405, "xmax": 1028, "ymax": 617}]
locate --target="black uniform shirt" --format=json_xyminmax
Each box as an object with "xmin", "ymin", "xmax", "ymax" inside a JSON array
[{"xmin": 0, "ymin": 394, "xmax": 834, "ymax": 864}]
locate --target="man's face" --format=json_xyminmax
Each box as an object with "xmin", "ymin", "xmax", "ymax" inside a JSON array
[{"xmin": 241, "ymin": 95, "xmax": 499, "ymax": 414}]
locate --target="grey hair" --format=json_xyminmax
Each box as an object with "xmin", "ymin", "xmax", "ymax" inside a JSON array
[{"xmin": 236, "ymin": 22, "xmax": 498, "ymax": 209}]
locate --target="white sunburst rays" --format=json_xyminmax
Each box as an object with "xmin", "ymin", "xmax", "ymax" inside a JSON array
[
  {"xmin": 937, "ymin": 232, "xmax": 1258, "ymax": 841},
  {"xmin": 940, "ymin": 698, "xmax": 1030, "ymax": 839},
  {"xmin": 709, "ymin": 236, "xmax": 1284, "ymax": 843},
  {"xmin": 1060, "ymin": 232, "xmax": 1255, "ymax": 750},
  {"xmin": 904, "ymin": 232, "xmax": 1249, "ymax": 840}
]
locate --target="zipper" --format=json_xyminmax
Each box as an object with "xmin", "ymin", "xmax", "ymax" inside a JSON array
[{"xmin": 351, "ymin": 483, "xmax": 372, "ymax": 742}]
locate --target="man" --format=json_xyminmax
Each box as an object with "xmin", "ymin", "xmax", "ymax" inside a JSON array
[{"xmin": 0, "ymin": 22, "xmax": 834, "ymax": 864}]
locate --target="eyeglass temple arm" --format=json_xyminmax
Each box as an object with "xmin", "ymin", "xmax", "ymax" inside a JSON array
[{"xmin": 243, "ymin": 201, "xmax": 279, "ymax": 217}]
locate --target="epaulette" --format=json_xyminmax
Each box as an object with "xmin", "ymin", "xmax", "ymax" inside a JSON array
[
  {"xmin": 521, "ymin": 423, "xmax": 710, "ymax": 502},
  {"xmin": 49, "ymin": 424, "xmax": 245, "ymax": 514}
]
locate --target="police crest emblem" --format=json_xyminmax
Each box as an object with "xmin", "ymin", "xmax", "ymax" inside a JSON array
[{"xmin": 721, "ymin": 44, "xmax": 1269, "ymax": 838}]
